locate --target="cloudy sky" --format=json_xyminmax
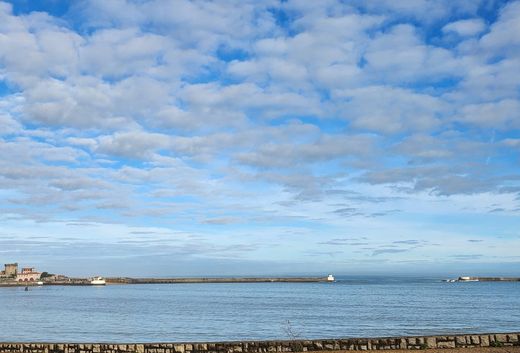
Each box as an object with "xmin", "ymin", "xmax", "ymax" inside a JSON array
[{"xmin": 0, "ymin": 0, "xmax": 519, "ymax": 277}]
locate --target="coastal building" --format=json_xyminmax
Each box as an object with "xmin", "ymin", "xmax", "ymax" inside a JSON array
[
  {"xmin": 16, "ymin": 267, "xmax": 42, "ymax": 282},
  {"xmin": 0, "ymin": 263, "xmax": 18, "ymax": 278}
]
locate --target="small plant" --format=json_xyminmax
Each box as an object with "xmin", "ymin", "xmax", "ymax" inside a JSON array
[
  {"xmin": 420, "ymin": 343, "xmax": 428, "ymax": 350},
  {"xmin": 282, "ymin": 320, "xmax": 301, "ymax": 340},
  {"xmin": 490, "ymin": 341, "xmax": 503, "ymax": 347},
  {"xmin": 290, "ymin": 342, "xmax": 304, "ymax": 352}
]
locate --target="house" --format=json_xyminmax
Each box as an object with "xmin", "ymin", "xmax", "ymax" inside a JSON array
[{"xmin": 16, "ymin": 267, "xmax": 42, "ymax": 282}]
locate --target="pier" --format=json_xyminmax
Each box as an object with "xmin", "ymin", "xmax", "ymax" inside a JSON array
[
  {"xmin": 0, "ymin": 276, "xmax": 333, "ymax": 287},
  {"xmin": 105, "ymin": 276, "xmax": 332, "ymax": 284},
  {"xmin": 444, "ymin": 276, "xmax": 520, "ymax": 282},
  {"xmin": 471, "ymin": 277, "xmax": 520, "ymax": 281}
]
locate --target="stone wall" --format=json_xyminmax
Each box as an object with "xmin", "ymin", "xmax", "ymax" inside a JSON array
[{"xmin": 1, "ymin": 333, "xmax": 519, "ymax": 353}]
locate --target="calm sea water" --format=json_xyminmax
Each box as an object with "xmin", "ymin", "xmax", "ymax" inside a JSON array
[{"xmin": 1, "ymin": 276, "xmax": 519, "ymax": 342}]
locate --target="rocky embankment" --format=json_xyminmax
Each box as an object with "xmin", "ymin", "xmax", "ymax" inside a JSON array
[{"xmin": 0, "ymin": 333, "xmax": 519, "ymax": 353}]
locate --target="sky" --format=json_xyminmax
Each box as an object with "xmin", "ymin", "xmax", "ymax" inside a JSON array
[{"xmin": 0, "ymin": 0, "xmax": 519, "ymax": 277}]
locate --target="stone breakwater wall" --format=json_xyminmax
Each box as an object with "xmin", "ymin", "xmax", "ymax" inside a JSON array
[{"xmin": 1, "ymin": 333, "xmax": 519, "ymax": 353}]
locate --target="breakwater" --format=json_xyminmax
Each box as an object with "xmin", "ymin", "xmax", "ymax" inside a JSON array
[
  {"xmin": 1, "ymin": 333, "xmax": 519, "ymax": 353},
  {"xmin": 466, "ymin": 277, "xmax": 520, "ymax": 282},
  {"xmin": 105, "ymin": 277, "xmax": 331, "ymax": 284},
  {"xmin": 0, "ymin": 277, "xmax": 332, "ymax": 287}
]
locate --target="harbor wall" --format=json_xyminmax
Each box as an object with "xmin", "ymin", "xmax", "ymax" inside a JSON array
[{"xmin": 1, "ymin": 333, "xmax": 519, "ymax": 353}]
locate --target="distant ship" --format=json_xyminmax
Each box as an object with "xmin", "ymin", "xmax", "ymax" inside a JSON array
[
  {"xmin": 327, "ymin": 274, "xmax": 335, "ymax": 282},
  {"xmin": 90, "ymin": 276, "xmax": 106, "ymax": 285}
]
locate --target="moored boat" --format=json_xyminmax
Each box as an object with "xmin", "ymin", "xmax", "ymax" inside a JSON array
[{"xmin": 90, "ymin": 276, "xmax": 106, "ymax": 285}]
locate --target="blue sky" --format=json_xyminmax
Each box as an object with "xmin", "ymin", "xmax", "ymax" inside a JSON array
[{"xmin": 0, "ymin": 0, "xmax": 519, "ymax": 277}]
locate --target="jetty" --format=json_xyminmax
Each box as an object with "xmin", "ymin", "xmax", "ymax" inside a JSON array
[
  {"xmin": 471, "ymin": 277, "xmax": 520, "ymax": 281},
  {"xmin": 105, "ymin": 276, "xmax": 333, "ymax": 284},
  {"xmin": 444, "ymin": 276, "xmax": 520, "ymax": 282},
  {"xmin": 0, "ymin": 275, "xmax": 334, "ymax": 287}
]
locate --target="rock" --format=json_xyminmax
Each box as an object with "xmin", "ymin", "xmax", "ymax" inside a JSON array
[
  {"xmin": 136, "ymin": 345, "xmax": 145, "ymax": 353},
  {"xmin": 400, "ymin": 339, "xmax": 408, "ymax": 349},
  {"xmin": 173, "ymin": 345, "xmax": 184, "ymax": 353},
  {"xmin": 426, "ymin": 337, "xmax": 437, "ymax": 349},
  {"xmin": 495, "ymin": 334, "xmax": 508, "ymax": 342},
  {"xmin": 480, "ymin": 336, "xmax": 490, "ymax": 347},
  {"xmin": 437, "ymin": 342, "xmax": 456, "ymax": 349},
  {"xmin": 455, "ymin": 336, "xmax": 466, "ymax": 345}
]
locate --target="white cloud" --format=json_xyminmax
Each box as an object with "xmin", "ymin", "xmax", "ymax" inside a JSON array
[
  {"xmin": 96, "ymin": 130, "xmax": 173, "ymax": 159},
  {"xmin": 0, "ymin": 112, "xmax": 21, "ymax": 135},
  {"xmin": 364, "ymin": 24, "xmax": 463, "ymax": 83},
  {"xmin": 442, "ymin": 18, "xmax": 486, "ymax": 37},
  {"xmin": 236, "ymin": 133, "xmax": 376, "ymax": 168},
  {"xmin": 457, "ymin": 99, "xmax": 520, "ymax": 129},
  {"xmin": 480, "ymin": 1, "xmax": 520, "ymax": 54},
  {"xmin": 353, "ymin": 0, "xmax": 481, "ymax": 23},
  {"xmin": 334, "ymin": 86, "xmax": 445, "ymax": 134}
]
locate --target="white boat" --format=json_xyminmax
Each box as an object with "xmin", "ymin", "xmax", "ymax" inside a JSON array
[
  {"xmin": 327, "ymin": 274, "xmax": 335, "ymax": 282},
  {"xmin": 458, "ymin": 276, "xmax": 479, "ymax": 282},
  {"xmin": 37, "ymin": 281, "xmax": 44, "ymax": 286},
  {"xmin": 90, "ymin": 276, "xmax": 106, "ymax": 285}
]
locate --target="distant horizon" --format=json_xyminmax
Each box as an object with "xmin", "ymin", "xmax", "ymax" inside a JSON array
[{"xmin": 3, "ymin": 258, "xmax": 520, "ymax": 279}]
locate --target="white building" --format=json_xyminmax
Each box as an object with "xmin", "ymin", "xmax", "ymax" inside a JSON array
[{"xmin": 16, "ymin": 267, "xmax": 42, "ymax": 282}]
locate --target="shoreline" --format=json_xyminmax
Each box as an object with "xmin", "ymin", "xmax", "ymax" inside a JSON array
[{"xmin": 1, "ymin": 332, "xmax": 519, "ymax": 352}]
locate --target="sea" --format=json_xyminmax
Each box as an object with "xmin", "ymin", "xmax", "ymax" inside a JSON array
[{"xmin": 1, "ymin": 276, "xmax": 519, "ymax": 342}]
